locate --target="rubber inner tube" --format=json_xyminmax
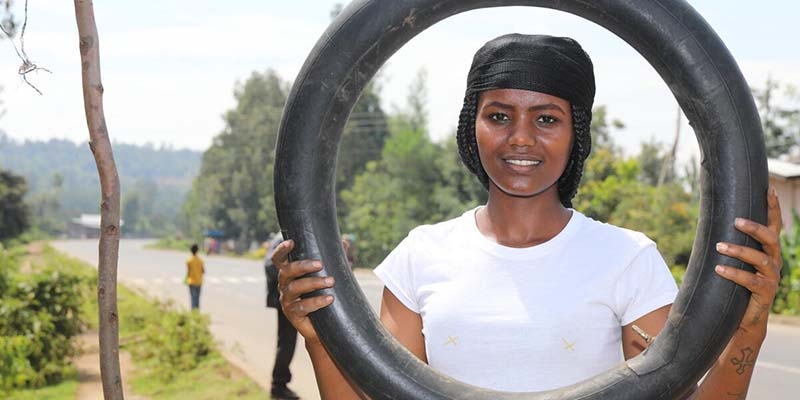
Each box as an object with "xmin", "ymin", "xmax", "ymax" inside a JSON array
[{"xmin": 274, "ymin": 1, "xmax": 767, "ymax": 398}]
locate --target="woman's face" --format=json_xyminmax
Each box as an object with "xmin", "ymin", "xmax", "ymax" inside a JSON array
[{"xmin": 475, "ymin": 88, "xmax": 573, "ymax": 199}]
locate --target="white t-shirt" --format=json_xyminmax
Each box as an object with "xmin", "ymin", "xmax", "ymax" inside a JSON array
[{"xmin": 373, "ymin": 207, "xmax": 678, "ymax": 392}]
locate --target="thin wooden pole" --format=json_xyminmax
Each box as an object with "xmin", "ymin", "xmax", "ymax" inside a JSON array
[{"xmin": 73, "ymin": 1, "xmax": 124, "ymax": 398}]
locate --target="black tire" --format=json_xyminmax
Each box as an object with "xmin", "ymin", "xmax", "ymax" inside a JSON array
[{"xmin": 274, "ymin": 0, "xmax": 767, "ymax": 398}]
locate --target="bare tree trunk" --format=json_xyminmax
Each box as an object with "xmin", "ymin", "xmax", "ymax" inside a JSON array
[
  {"xmin": 73, "ymin": 1, "xmax": 124, "ymax": 399},
  {"xmin": 657, "ymin": 105, "xmax": 682, "ymax": 187}
]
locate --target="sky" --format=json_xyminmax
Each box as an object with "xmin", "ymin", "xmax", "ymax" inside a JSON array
[{"xmin": 1, "ymin": 0, "xmax": 799, "ymax": 168}]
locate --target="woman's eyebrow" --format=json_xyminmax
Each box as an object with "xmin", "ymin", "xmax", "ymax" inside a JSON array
[
  {"xmin": 528, "ymin": 103, "xmax": 566, "ymax": 114},
  {"xmin": 482, "ymin": 101, "xmax": 566, "ymax": 114}
]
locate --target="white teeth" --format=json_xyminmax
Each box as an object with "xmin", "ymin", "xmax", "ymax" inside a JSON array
[{"xmin": 506, "ymin": 159, "xmax": 540, "ymax": 166}]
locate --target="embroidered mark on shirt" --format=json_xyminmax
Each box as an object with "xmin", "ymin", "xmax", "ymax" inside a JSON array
[
  {"xmin": 443, "ymin": 336, "xmax": 459, "ymax": 346},
  {"xmin": 562, "ymin": 337, "xmax": 576, "ymax": 352}
]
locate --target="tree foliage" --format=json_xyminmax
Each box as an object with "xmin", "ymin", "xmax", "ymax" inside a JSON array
[
  {"xmin": 182, "ymin": 70, "xmax": 288, "ymax": 247},
  {"xmin": 776, "ymin": 210, "xmax": 800, "ymax": 315},
  {"xmin": 0, "ymin": 169, "xmax": 30, "ymax": 242},
  {"xmin": 182, "ymin": 67, "xmax": 391, "ymax": 249},
  {"xmin": 753, "ymin": 76, "xmax": 800, "ymax": 158},
  {"xmin": 637, "ymin": 138, "xmax": 677, "ymax": 186},
  {"xmin": 337, "ymin": 79, "xmax": 391, "ymax": 216},
  {"xmin": 341, "ymin": 71, "xmax": 485, "ymax": 267},
  {"xmin": 575, "ymin": 107, "xmax": 697, "ymax": 268},
  {"xmin": 0, "ymin": 246, "xmax": 94, "ymax": 391},
  {"xmin": 121, "ymin": 179, "xmax": 173, "ymax": 237},
  {"xmin": 0, "ymin": 0, "xmax": 15, "ymax": 38}
]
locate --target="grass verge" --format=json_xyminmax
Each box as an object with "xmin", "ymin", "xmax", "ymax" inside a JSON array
[
  {"xmin": 117, "ymin": 285, "xmax": 265, "ymax": 399},
  {"xmin": 6, "ymin": 381, "xmax": 78, "ymax": 400}
]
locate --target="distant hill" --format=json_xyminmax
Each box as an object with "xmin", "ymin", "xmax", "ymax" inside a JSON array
[{"xmin": 0, "ymin": 133, "xmax": 201, "ymax": 236}]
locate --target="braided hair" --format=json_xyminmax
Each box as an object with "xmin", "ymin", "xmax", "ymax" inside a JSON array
[{"xmin": 456, "ymin": 93, "xmax": 592, "ymax": 208}]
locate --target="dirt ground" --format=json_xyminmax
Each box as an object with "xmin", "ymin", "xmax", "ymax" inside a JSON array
[{"xmin": 73, "ymin": 331, "xmax": 144, "ymax": 400}]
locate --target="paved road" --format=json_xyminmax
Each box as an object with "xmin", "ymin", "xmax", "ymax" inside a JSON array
[{"xmin": 53, "ymin": 239, "xmax": 800, "ymax": 399}]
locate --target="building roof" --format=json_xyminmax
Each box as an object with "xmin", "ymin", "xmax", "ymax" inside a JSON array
[
  {"xmin": 71, "ymin": 214, "xmax": 124, "ymax": 228},
  {"xmin": 768, "ymin": 158, "xmax": 800, "ymax": 180}
]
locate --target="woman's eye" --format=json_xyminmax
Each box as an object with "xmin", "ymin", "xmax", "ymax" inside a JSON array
[
  {"xmin": 489, "ymin": 113, "xmax": 509, "ymax": 122},
  {"xmin": 537, "ymin": 115, "xmax": 557, "ymax": 124}
]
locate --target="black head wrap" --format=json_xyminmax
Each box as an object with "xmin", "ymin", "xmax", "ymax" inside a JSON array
[{"xmin": 456, "ymin": 34, "xmax": 596, "ymax": 207}]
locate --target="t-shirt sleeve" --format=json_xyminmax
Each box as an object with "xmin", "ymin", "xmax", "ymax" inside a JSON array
[
  {"xmin": 373, "ymin": 235, "xmax": 420, "ymax": 313},
  {"xmin": 615, "ymin": 244, "xmax": 679, "ymax": 325}
]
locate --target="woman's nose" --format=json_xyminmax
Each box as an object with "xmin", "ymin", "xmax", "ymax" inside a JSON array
[{"xmin": 507, "ymin": 121, "xmax": 537, "ymax": 147}]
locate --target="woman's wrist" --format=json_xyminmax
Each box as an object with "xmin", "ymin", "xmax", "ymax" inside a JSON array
[
  {"xmin": 736, "ymin": 309, "xmax": 771, "ymax": 340},
  {"xmin": 306, "ymin": 339, "xmax": 326, "ymax": 352},
  {"xmin": 734, "ymin": 323, "xmax": 768, "ymax": 345}
]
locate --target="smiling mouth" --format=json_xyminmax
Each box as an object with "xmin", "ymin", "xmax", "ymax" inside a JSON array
[{"xmin": 505, "ymin": 159, "xmax": 540, "ymax": 166}]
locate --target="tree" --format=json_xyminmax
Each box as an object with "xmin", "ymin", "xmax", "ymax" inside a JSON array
[
  {"xmin": 121, "ymin": 179, "xmax": 161, "ymax": 236},
  {"xmin": 753, "ymin": 76, "xmax": 800, "ymax": 158},
  {"xmin": 776, "ymin": 210, "xmax": 800, "ymax": 314},
  {"xmin": 590, "ymin": 105, "xmax": 624, "ymax": 151},
  {"xmin": 1, "ymin": 0, "xmax": 15, "ymax": 37},
  {"xmin": 610, "ymin": 182, "xmax": 697, "ymax": 268},
  {"xmin": 330, "ymin": 2, "xmax": 344, "ymax": 19},
  {"xmin": 575, "ymin": 104, "xmax": 631, "ymax": 219},
  {"xmin": 403, "ymin": 68, "xmax": 429, "ymax": 133},
  {"xmin": 575, "ymin": 106, "xmax": 697, "ymax": 269},
  {"xmin": 29, "ymin": 172, "xmax": 64, "ymax": 235},
  {"xmin": 341, "ymin": 124, "xmax": 440, "ymax": 266},
  {"xmin": 637, "ymin": 138, "xmax": 676, "ymax": 186},
  {"xmin": 341, "ymin": 72, "xmax": 485, "ymax": 267},
  {"xmin": 0, "ymin": 169, "xmax": 30, "ymax": 241},
  {"xmin": 337, "ymin": 79, "xmax": 390, "ymax": 202},
  {"xmin": 183, "ymin": 70, "xmax": 288, "ymax": 246}
]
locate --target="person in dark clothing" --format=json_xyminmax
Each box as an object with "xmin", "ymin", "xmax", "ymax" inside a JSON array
[{"xmin": 265, "ymin": 235, "xmax": 300, "ymax": 400}]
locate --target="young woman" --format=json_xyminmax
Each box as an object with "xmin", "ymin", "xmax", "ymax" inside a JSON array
[{"xmin": 272, "ymin": 34, "xmax": 783, "ymax": 399}]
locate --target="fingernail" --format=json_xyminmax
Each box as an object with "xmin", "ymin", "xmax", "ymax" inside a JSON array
[
  {"xmin": 325, "ymin": 295, "xmax": 334, "ymax": 303},
  {"xmin": 715, "ymin": 265, "xmax": 725, "ymax": 274},
  {"xmin": 324, "ymin": 277, "xmax": 334, "ymax": 286},
  {"xmin": 716, "ymin": 242, "xmax": 728, "ymax": 252},
  {"xmin": 770, "ymin": 186, "xmax": 777, "ymax": 197},
  {"xmin": 735, "ymin": 218, "xmax": 746, "ymax": 227}
]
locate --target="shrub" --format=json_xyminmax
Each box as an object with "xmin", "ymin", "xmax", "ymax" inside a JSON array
[
  {"xmin": 776, "ymin": 211, "xmax": 800, "ymax": 315},
  {"xmin": 0, "ymin": 336, "xmax": 37, "ymax": 390},
  {"xmin": 0, "ymin": 246, "xmax": 92, "ymax": 391},
  {"xmin": 150, "ymin": 236, "xmax": 195, "ymax": 252},
  {"xmin": 128, "ymin": 305, "xmax": 214, "ymax": 380}
]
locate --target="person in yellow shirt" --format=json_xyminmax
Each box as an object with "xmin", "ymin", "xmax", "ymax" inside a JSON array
[{"xmin": 186, "ymin": 243, "xmax": 205, "ymax": 310}]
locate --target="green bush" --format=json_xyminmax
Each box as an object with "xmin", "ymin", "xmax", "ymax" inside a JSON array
[
  {"xmin": 776, "ymin": 211, "xmax": 800, "ymax": 315},
  {"xmin": 128, "ymin": 305, "xmax": 214, "ymax": 380},
  {"xmin": 149, "ymin": 236, "xmax": 195, "ymax": 252},
  {"xmin": 0, "ymin": 246, "xmax": 92, "ymax": 392},
  {"xmin": 670, "ymin": 265, "xmax": 686, "ymax": 287},
  {"xmin": 0, "ymin": 336, "xmax": 37, "ymax": 390}
]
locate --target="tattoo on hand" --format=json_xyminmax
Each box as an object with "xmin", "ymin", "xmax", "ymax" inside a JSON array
[
  {"xmin": 745, "ymin": 306, "xmax": 768, "ymax": 328},
  {"xmin": 730, "ymin": 347, "xmax": 756, "ymax": 375}
]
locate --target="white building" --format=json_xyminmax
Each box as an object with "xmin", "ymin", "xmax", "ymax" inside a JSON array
[
  {"xmin": 768, "ymin": 158, "xmax": 800, "ymax": 231},
  {"xmin": 68, "ymin": 214, "xmax": 124, "ymax": 238}
]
